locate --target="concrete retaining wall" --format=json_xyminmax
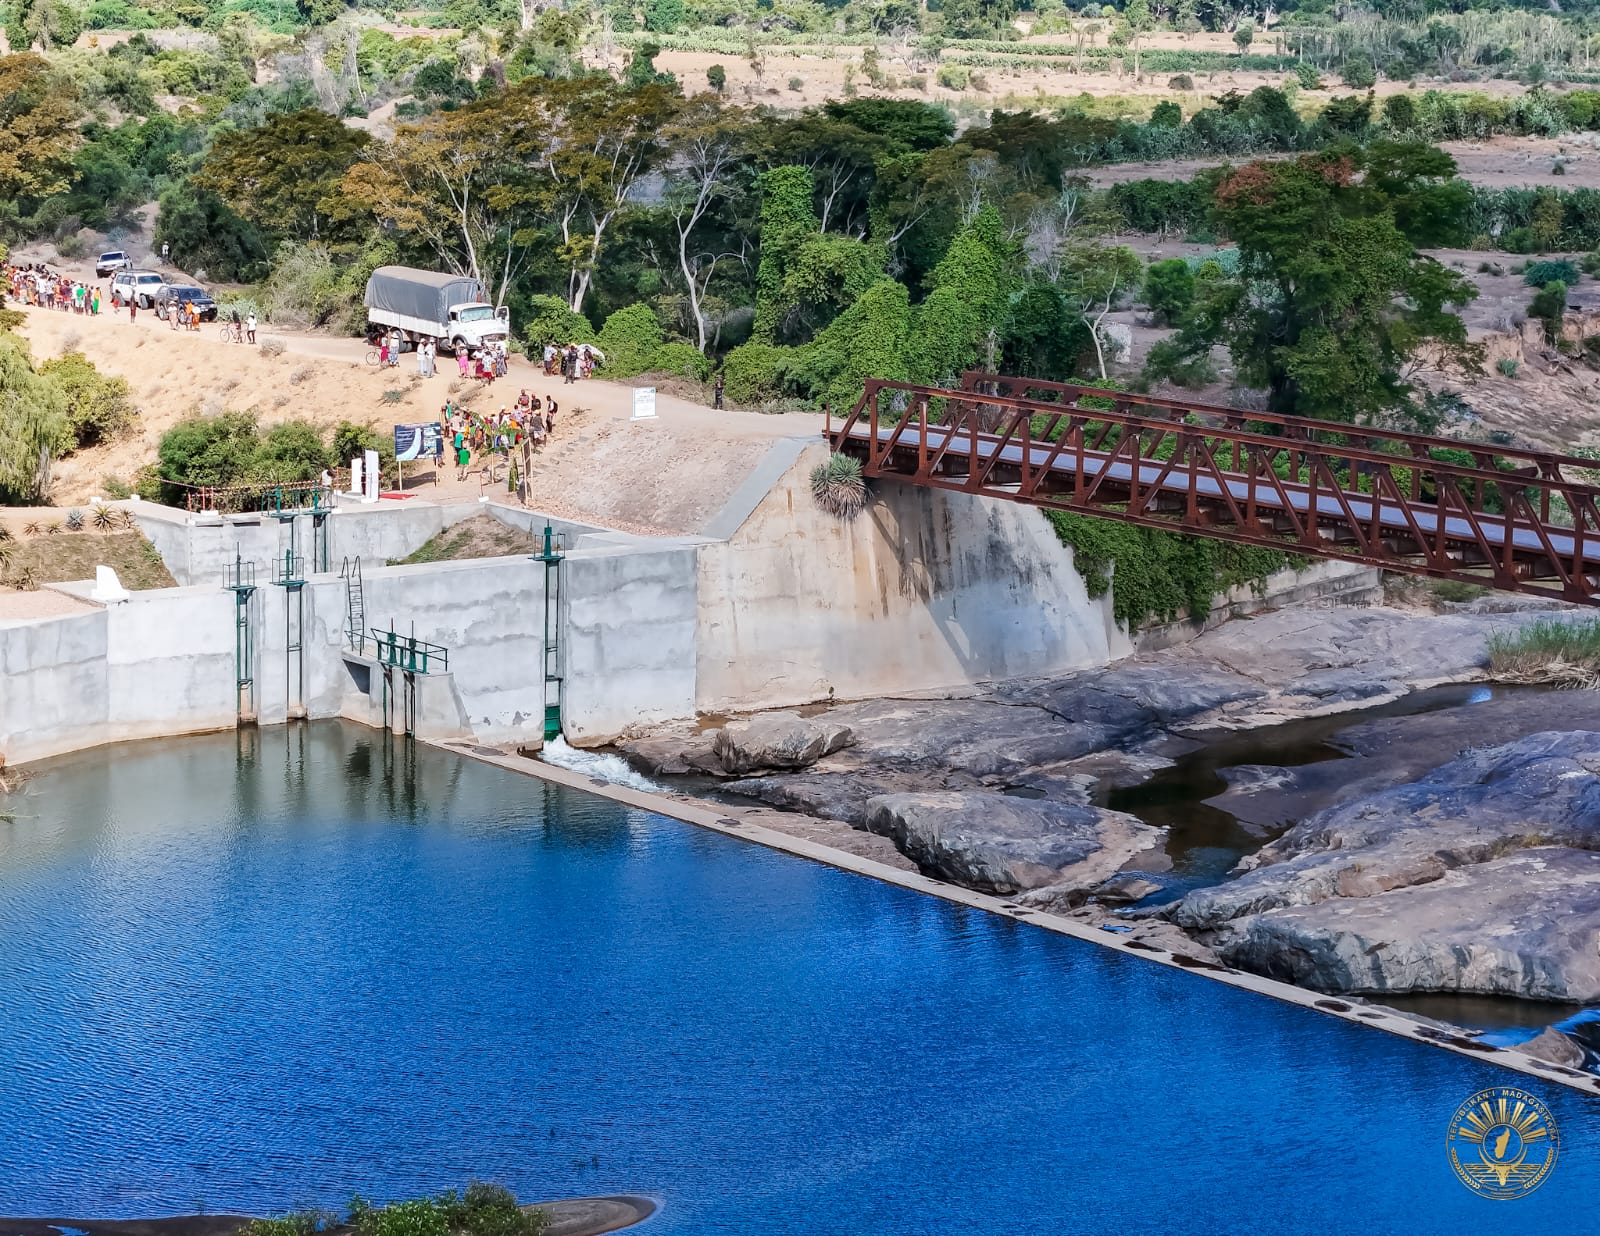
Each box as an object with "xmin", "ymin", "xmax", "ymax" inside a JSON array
[{"xmin": 693, "ymin": 442, "xmax": 1126, "ymax": 715}]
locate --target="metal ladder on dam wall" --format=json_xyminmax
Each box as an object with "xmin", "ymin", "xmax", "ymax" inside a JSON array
[
  {"xmin": 340, "ymin": 556, "xmax": 366, "ymax": 652},
  {"xmin": 532, "ymin": 524, "xmax": 566, "ymax": 740},
  {"xmin": 223, "ymin": 553, "xmax": 257, "ymax": 725}
]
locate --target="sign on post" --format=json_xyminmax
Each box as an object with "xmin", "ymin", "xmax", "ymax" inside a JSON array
[
  {"xmin": 394, "ymin": 423, "xmax": 442, "ymax": 461},
  {"xmin": 631, "ymin": 386, "xmax": 657, "ymax": 420},
  {"xmin": 363, "ymin": 448, "xmax": 381, "ymax": 501}
]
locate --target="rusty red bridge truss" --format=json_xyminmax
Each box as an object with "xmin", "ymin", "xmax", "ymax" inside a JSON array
[{"xmin": 826, "ymin": 372, "xmax": 1600, "ymax": 606}]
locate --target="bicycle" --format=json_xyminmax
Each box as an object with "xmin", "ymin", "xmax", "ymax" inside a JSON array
[
  {"xmin": 366, "ymin": 348, "xmax": 383, "ymax": 366},
  {"xmin": 219, "ymin": 321, "xmax": 243, "ymax": 343}
]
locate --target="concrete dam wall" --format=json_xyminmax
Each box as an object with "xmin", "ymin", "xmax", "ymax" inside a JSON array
[{"xmin": 0, "ymin": 438, "xmax": 1377, "ymax": 764}]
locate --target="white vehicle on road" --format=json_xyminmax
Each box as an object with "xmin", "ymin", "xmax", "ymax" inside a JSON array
[
  {"xmin": 363, "ymin": 266, "xmax": 509, "ymax": 356},
  {"xmin": 110, "ymin": 269, "xmax": 165, "ymax": 308}
]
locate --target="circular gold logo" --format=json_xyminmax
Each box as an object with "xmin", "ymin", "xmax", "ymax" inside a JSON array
[{"xmin": 1447, "ymin": 1086, "xmax": 1560, "ymax": 1200}]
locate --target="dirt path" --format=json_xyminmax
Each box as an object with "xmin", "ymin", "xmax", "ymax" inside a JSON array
[{"xmin": 13, "ymin": 299, "xmax": 821, "ymax": 535}]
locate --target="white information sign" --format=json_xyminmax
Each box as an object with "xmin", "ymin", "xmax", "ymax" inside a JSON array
[
  {"xmin": 363, "ymin": 448, "xmax": 381, "ymax": 501},
  {"xmin": 631, "ymin": 386, "xmax": 657, "ymax": 420}
]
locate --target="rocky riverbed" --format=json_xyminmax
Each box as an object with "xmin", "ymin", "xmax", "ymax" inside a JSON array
[{"xmin": 619, "ymin": 602, "xmax": 1600, "ymax": 1067}]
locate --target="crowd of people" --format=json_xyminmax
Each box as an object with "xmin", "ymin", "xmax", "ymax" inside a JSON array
[
  {"xmin": 373, "ymin": 329, "xmax": 513, "ymax": 384},
  {"xmin": 542, "ymin": 342, "xmax": 597, "ymax": 383},
  {"xmin": 443, "ymin": 388, "xmax": 561, "ymax": 483},
  {"xmin": 6, "ymin": 264, "xmax": 102, "ymax": 315}
]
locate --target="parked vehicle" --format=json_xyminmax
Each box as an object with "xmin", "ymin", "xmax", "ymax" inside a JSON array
[
  {"xmin": 110, "ymin": 269, "xmax": 166, "ymax": 308},
  {"xmin": 363, "ymin": 266, "xmax": 509, "ymax": 356},
  {"xmin": 95, "ymin": 250, "xmax": 133, "ymax": 278},
  {"xmin": 155, "ymin": 284, "xmax": 218, "ymax": 323}
]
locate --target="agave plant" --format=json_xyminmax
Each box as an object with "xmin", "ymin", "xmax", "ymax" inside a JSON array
[
  {"xmin": 117, "ymin": 509, "xmax": 138, "ymax": 530},
  {"xmin": 65, "ymin": 509, "xmax": 84, "ymax": 532},
  {"xmin": 0, "ymin": 524, "xmax": 12, "ymax": 543},
  {"xmin": 44, "ymin": 520, "xmax": 63, "ymax": 535},
  {"xmin": 22, "ymin": 520, "xmax": 42, "ymax": 537},
  {"xmin": 809, "ymin": 453, "xmax": 868, "ymax": 519},
  {"xmin": 92, "ymin": 506, "xmax": 117, "ymax": 531}
]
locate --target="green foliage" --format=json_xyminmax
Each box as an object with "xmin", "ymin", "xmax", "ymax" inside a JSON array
[
  {"xmin": 719, "ymin": 342, "xmax": 793, "ymax": 406},
  {"xmin": 1529, "ymin": 280, "xmax": 1568, "ymax": 342},
  {"xmin": 1142, "ymin": 258, "xmax": 1194, "ymax": 325},
  {"xmin": 809, "ymin": 451, "xmax": 867, "ymax": 518},
  {"xmin": 791, "ymin": 279, "xmax": 913, "ymax": 411},
  {"xmin": 909, "ymin": 207, "xmax": 1015, "ymax": 385},
  {"xmin": 154, "ymin": 411, "xmax": 331, "ymax": 502},
  {"xmin": 1487, "ymin": 616, "xmax": 1600, "ymax": 686},
  {"xmin": 523, "ymin": 295, "xmax": 595, "ymax": 349},
  {"xmin": 1292, "ymin": 62, "xmax": 1323, "ymax": 91},
  {"xmin": 155, "ymin": 184, "xmax": 269, "ymax": 282},
  {"xmin": 38, "ymin": 350, "xmax": 135, "ymax": 448},
  {"xmin": 595, "ymin": 303, "xmax": 665, "ymax": 377},
  {"xmin": 1340, "ymin": 55, "xmax": 1376, "ymax": 90},
  {"xmin": 0, "ymin": 331, "xmax": 69, "ymax": 504},
  {"xmin": 751, "ymin": 165, "xmax": 819, "ymax": 344},
  {"xmin": 646, "ymin": 341, "xmax": 711, "ymax": 382},
  {"xmin": 193, "ymin": 109, "xmax": 368, "ymax": 242},
  {"xmin": 1524, "ymin": 259, "xmax": 1580, "ymax": 287},
  {"xmin": 1045, "ymin": 510, "xmax": 1289, "ymax": 629},
  {"xmin": 777, "ymin": 234, "xmax": 886, "ymax": 336},
  {"xmin": 706, "ymin": 63, "xmax": 725, "ymax": 93},
  {"xmin": 1496, "ymin": 357, "xmax": 1520, "ymax": 378}
]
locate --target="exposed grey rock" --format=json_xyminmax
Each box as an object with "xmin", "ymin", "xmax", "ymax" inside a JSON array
[
  {"xmin": 1520, "ymin": 1027, "xmax": 1588, "ymax": 1069},
  {"xmin": 861, "ymin": 791, "xmax": 1165, "ymax": 896},
  {"xmin": 723, "ymin": 771, "xmax": 905, "ymax": 827},
  {"xmin": 1207, "ymin": 848, "xmax": 1600, "ymax": 1001},
  {"xmin": 1089, "ymin": 873, "xmax": 1164, "ymax": 906},
  {"xmin": 709, "ymin": 712, "xmax": 854, "ymax": 774},
  {"xmin": 620, "ymin": 736, "xmax": 720, "ymax": 777},
  {"xmin": 1174, "ymin": 731, "xmax": 1600, "ymax": 931}
]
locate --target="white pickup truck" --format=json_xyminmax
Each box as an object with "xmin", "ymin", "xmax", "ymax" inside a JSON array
[{"xmin": 363, "ymin": 266, "xmax": 510, "ymax": 356}]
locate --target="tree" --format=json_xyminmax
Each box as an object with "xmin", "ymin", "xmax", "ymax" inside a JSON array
[
  {"xmin": 0, "ymin": 54, "xmax": 81, "ymax": 205},
  {"xmin": 193, "ymin": 110, "xmax": 369, "ymax": 242},
  {"xmin": 752, "ymin": 166, "xmax": 819, "ymax": 344},
  {"xmin": 155, "ymin": 186, "xmax": 270, "ymax": 282},
  {"xmin": 340, "ymin": 83, "xmax": 549, "ymax": 308},
  {"xmin": 1143, "ymin": 258, "xmax": 1195, "ymax": 325},
  {"xmin": 1234, "ymin": 20, "xmax": 1255, "ymax": 56},
  {"xmin": 38, "ymin": 351, "xmax": 134, "ymax": 448},
  {"xmin": 706, "ymin": 63, "xmax": 726, "ymax": 93},
  {"xmin": 1125, "ymin": 0, "xmax": 1152, "ymax": 77},
  {"xmin": 1164, "ymin": 151, "xmax": 1478, "ymax": 425},
  {"xmin": 538, "ymin": 77, "xmax": 679, "ymax": 312},
  {"xmin": 1061, "ymin": 242, "xmax": 1142, "ymax": 379},
  {"xmin": 0, "ymin": 332, "xmax": 69, "ymax": 505},
  {"xmin": 663, "ymin": 97, "xmax": 752, "ymax": 352}
]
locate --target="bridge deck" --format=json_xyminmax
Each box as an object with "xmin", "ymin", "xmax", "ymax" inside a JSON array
[{"xmin": 828, "ymin": 378, "xmax": 1600, "ymax": 605}]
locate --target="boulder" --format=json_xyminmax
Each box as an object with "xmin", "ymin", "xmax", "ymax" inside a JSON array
[
  {"xmin": 1089, "ymin": 873, "xmax": 1164, "ymax": 906},
  {"xmin": 1519, "ymin": 1027, "xmax": 1588, "ymax": 1070},
  {"xmin": 1174, "ymin": 731, "xmax": 1600, "ymax": 929},
  {"xmin": 620, "ymin": 736, "xmax": 720, "ymax": 778},
  {"xmin": 709, "ymin": 712, "xmax": 854, "ymax": 774},
  {"xmin": 1207, "ymin": 848, "xmax": 1600, "ymax": 1001},
  {"xmin": 861, "ymin": 791, "xmax": 1166, "ymax": 896}
]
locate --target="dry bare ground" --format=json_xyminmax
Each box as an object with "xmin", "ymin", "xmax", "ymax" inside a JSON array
[{"xmin": 13, "ymin": 302, "xmax": 819, "ymax": 536}]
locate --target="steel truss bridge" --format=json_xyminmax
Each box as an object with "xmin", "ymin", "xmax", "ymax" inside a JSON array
[{"xmin": 826, "ymin": 372, "xmax": 1600, "ymax": 606}]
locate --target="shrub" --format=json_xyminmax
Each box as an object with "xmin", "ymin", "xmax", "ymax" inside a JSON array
[
  {"xmin": 1292, "ymin": 62, "xmax": 1323, "ymax": 91},
  {"xmin": 595, "ymin": 304, "xmax": 666, "ymax": 377},
  {"xmin": 523, "ymin": 295, "xmax": 595, "ymax": 351},
  {"xmin": 1341, "ymin": 55, "xmax": 1377, "ymax": 90},
  {"xmin": 936, "ymin": 65, "xmax": 970, "ymax": 90},
  {"xmin": 647, "ymin": 342, "xmax": 711, "ymax": 382},
  {"xmin": 1167, "ymin": 75, "xmax": 1193, "ymax": 93},
  {"xmin": 706, "ymin": 63, "xmax": 726, "ymax": 92},
  {"xmin": 1529, "ymin": 280, "xmax": 1568, "ymax": 341},
  {"xmin": 260, "ymin": 338, "xmax": 286, "ymax": 358},
  {"xmin": 38, "ymin": 351, "xmax": 136, "ymax": 449},
  {"xmin": 809, "ymin": 452, "xmax": 868, "ymax": 518},
  {"xmin": 720, "ymin": 342, "xmax": 792, "ymax": 405},
  {"xmin": 1142, "ymin": 258, "xmax": 1194, "ymax": 324},
  {"xmin": 1524, "ymin": 259, "xmax": 1580, "ymax": 287},
  {"xmin": 1497, "ymin": 357, "xmax": 1520, "ymax": 377},
  {"xmin": 787, "ymin": 75, "xmax": 804, "ymax": 91}
]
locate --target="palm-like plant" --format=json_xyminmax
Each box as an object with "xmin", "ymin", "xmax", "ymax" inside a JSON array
[
  {"xmin": 22, "ymin": 520, "xmax": 42, "ymax": 537},
  {"xmin": 92, "ymin": 506, "xmax": 117, "ymax": 531},
  {"xmin": 809, "ymin": 453, "xmax": 869, "ymax": 519},
  {"xmin": 44, "ymin": 521, "xmax": 64, "ymax": 535}
]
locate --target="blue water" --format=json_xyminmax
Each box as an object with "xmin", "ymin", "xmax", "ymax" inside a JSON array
[{"xmin": 0, "ymin": 725, "xmax": 1595, "ymax": 1234}]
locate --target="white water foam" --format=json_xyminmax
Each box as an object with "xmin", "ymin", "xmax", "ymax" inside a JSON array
[{"xmin": 539, "ymin": 736, "xmax": 664, "ymax": 792}]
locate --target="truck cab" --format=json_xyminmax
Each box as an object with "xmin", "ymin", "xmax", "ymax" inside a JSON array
[{"xmin": 447, "ymin": 304, "xmax": 511, "ymax": 353}]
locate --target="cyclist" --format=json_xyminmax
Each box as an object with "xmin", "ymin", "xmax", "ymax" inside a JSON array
[{"xmin": 230, "ymin": 308, "xmax": 242, "ymax": 341}]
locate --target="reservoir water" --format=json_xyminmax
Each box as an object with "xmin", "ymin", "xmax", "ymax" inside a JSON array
[{"xmin": 0, "ymin": 724, "xmax": 1594, "ymax": 1234}]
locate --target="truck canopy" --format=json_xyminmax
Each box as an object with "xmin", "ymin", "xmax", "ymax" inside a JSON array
[{"xmin": 364, "ymin": 267, "xmax": 486, "ymax": 322}]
